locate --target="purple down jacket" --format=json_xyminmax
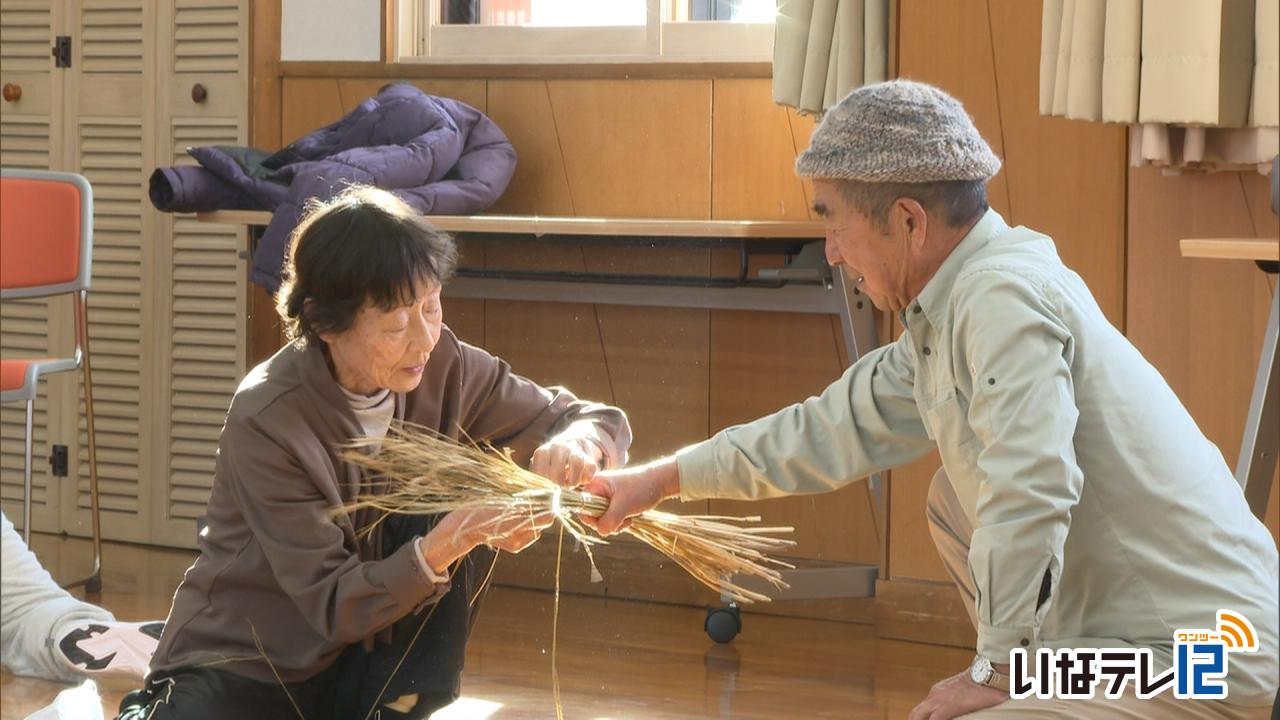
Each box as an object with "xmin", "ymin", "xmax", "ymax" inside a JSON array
[{"xmin": 149, "ymin": 84, "xmax": 517, "ymax": 290}]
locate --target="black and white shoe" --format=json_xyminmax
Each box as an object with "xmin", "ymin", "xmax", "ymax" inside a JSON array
[{"xmin": 58, "ymin": 621, "xmax": 164, "ymax": 679}]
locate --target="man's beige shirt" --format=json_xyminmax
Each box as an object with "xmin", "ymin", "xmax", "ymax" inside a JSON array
[{"xmin": 678, "ymin": 209, "xmax": 1278, "ymax": 705}]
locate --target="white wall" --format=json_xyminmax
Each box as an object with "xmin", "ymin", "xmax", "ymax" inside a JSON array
[{"xmin": 281, "ymin": 0, "xmax": 381, "ymax": 62}]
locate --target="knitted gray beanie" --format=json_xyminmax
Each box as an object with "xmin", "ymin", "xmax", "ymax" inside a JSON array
[{"xmin": 796, "ymin": 80, "xmax": 1001, "ymax": 183}]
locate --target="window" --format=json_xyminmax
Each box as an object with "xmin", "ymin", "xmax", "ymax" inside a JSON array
[
  {"xmin": 440, "ymin": 0, "xmax": 647, "ymax": 27},
  {"xmin": 680, "ymin": 0, "xmax": 776, "ymax": 23},
  {"xmin": 397, "ymin": 0, "xmax": 775, "ymax": 63}
]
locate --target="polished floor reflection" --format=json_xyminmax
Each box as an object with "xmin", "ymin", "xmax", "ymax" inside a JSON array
[{"xmin": 1, "ymin": 534, "xmax": 968, "ymax": 719}]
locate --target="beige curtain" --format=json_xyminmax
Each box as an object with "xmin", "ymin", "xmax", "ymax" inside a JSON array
[
  {"xmin": 773, "ymin": 0, "xmax": 890, "ymax": 115},
  {"xmin": 1041, "ymin": 0, "xmax": 1278, "ymax": 173}
]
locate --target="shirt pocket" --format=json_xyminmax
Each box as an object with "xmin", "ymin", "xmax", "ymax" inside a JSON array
[{"xmin": 921, "ymin": 388, "xmax": 984, "ymax": 484}]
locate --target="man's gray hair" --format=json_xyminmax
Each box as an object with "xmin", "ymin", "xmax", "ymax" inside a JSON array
[{"xmin": 838, "ymin": 179, "xmax": 988, "ymax": 232}]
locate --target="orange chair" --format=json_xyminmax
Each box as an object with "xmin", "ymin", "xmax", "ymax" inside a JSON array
[{"xmin": 0, "ymin": 168, "xmax": 102, "ymax": 592}]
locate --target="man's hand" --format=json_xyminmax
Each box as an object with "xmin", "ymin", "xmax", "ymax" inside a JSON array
[
  {"xmin": 580, "ymin": 457, "xmax": 680, "ymax": 536},
  {"xmin": 907, "ymin": 669, "xmax": 1008, "ymax": 720},
  {"xmin": 531, "ymin": 430, "xmax": 603, "ymax": 488}
]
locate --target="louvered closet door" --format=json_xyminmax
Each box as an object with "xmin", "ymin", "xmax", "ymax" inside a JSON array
[
  {"xmin": 62, "ymin": 0, "xmax": 156, "ymax": 543},
  {"xmin": 150, "ymin": 0, "xmax": 247, "ymax": 547},
  {"xmin": 0, "ymin": 0, "xmax": 67, "ymax": 534}
]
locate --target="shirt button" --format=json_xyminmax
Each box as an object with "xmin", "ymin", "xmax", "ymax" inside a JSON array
[
  {"xmin": 1020, "ymin": 638, "xmax": 1030, "ymax": 647},
  {"xmin": 922, "ymin": 347, "xmax": 932, "ymax": 356},
  {"xmin": 913, "ymin": 305, "xmax": 922, "ymax": 314}
]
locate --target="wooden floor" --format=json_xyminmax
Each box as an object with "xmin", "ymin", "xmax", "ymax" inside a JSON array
[{"xmin": 2, "ymin": 534, "xmax": 969, "ymax": 719}]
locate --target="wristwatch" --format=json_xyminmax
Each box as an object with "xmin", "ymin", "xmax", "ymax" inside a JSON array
[{"xmin": 969, "ymin": 655, "xmax": 1010, "ymax": 692}]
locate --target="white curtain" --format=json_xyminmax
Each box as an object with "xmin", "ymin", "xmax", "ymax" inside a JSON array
[
  {"xmin": 773, "ymin": 0, "xmax": 890, "ymax": 115},
  {"xmin": 1041, "ymin": 0, "xmax": 1278, "ymax": 173}
]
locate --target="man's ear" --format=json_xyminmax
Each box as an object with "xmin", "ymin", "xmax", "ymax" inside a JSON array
[{"xmin": 893, "ymin": 197, "xmax": 929, "ymax": 251}]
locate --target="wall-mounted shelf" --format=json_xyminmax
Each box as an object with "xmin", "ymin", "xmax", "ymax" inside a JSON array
[{"xmin": 1179, "ymin": 238, "xmax": 1279, "ymax": 262}]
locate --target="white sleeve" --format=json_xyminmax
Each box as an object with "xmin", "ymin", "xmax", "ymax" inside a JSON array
[{"xmin": 1, "ymin": 511, "xmax": 114, "ymax": 682}]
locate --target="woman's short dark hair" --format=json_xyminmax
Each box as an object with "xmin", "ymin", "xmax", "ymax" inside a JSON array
[{"xmin": 275, "ymin": 185, "xmax": 458, "ymax": 347}]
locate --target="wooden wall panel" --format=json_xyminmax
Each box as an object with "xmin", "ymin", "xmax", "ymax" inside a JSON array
[
  {"xmin": 591, "ymin": 304, "xmax": 711, "ymax": 464},
  {"xmin": 482, "ymin": 80, "xmax": 717, "ymax": 470},
  {"xmin": 443, "ymin": 300, "xmax": 486, "ymax": 348},
  {"xmin": 896, "ymin": 0, "xmax": 1011, "ymax": 219},
  {"xmin": 247, "ymin": 0, "xmax": 283, "ymax": 369},
  {"xmin": 250, "ymin": 0, "xmax": 281, "ymax": 150},
  {"xmin": 546, "ymin": 79, "xmax": 712, "ymax": 218},
  {"xmin": 485, "ymin": 80, "xmax": 575, "ymax": 215},
  {"xmin": 476, "ymin": 244, "xmax": 612, "ymax": 407},
  {"xmin": 280, "ymin": 77, "xmax": 345, "ymax": 146},
  {"xmin": 446, "ymin": 241, "xmax": 488, "ymax": 348},
  {"xmin": 1127, "ymin": 168, "xmax": 1280, "ymax": 543},
  {"xmin": 988, "ymin": 0, "xmax": 1127, "ymax": 327},
  {"xmin": 706, "ymin": 307, "xmax": 881, "ymax": 564},
  {"xmin": 585, "ymin": 244, "xmax": 712, "ymax": 464},
  {"xmin": 491, "ymin": 79, "xmax": 718, "ymax": 217},
  {"xmin": 472, "ymin": 246, "xmax": 712, "ymax": 469},
  {"xmin": 711, "ymin": 78, "xmax": 814, "ymax": 221}
]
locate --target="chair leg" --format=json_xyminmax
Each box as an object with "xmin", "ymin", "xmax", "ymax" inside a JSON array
[
  {"xmin": 82, "ymin": 345, "xmax": 102, "ymax": 593},
  {"xmin": 22, "ymin": 398, "xmax": 33, "ymax": 545},
  {"xmin": 64, "ymin": 290, "xmax": 102, "ymax": 593}
]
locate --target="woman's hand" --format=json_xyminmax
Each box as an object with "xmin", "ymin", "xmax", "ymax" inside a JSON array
[
  {"xmin": 531, "ymin": 427, "xmax": 604, "ymax": 488},
  {"xmin": 465, "ymin": 506, "xmax": 555, "ymax": 553},
  {"xmin": 422, "ymin": 506, "xmax": 554, "ymax": 573}
]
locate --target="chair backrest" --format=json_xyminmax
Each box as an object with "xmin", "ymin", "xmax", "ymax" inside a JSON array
[{"xmin": 0, "ymin": 168, "xmax": 94, "ymax": 299}]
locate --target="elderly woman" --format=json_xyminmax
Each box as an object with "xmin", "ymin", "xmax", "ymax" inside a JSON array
[{"xmin": 118, "ymin": 187, "xmax": 631, "ymax": 720}]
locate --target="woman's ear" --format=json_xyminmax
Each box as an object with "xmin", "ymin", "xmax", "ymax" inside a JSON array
[{"xmin": 304, "ymin": 299, "xmax": 335, "ymax": 345}]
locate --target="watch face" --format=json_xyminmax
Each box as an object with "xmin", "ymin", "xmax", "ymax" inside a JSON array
[{"xmin": 970, "ymin": 655, "xmax": 992, "ymax": 684}]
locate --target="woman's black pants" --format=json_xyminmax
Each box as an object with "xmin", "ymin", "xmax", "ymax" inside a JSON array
[{"xmin": 117, "ymin": 513, "xmax": 495, "ymax": 720}]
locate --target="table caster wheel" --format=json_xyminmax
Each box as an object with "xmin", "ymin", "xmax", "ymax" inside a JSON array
[{"xmin": 705, "ymin": 604, "xmax": 741, "ymax": 644}]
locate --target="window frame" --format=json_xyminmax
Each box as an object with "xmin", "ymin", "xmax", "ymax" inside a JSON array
[{"xmin": 394, "ymin": 0, "xmax": 774, "ymax": 64}]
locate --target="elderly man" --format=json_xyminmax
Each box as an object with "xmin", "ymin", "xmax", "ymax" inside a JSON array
[{"xmin": 584, "ymin": 81, "xmax": 1278, "ymax": 719}]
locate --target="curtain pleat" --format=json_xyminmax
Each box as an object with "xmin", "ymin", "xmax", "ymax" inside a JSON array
[
  {"xmin": 1101, "ymin": 0, "xmax": 1141, "ymax": 122},
  {"xmin": 773, "ymin": 0, "xmax": 889, "ymax": 115},
  {"xmin": 1041, "ymin": 0, "xmax": 1278, "ymax": 173}
]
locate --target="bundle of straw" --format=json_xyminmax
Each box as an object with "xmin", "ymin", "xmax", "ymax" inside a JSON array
[{"xmin": 338, "ymin": 423, "xmax": 796, "ymax": 604}]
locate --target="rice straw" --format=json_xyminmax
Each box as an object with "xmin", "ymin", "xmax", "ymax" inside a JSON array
[{"xmin": 337, "ymin": 422, "xmax": 796, "ymax": 605}]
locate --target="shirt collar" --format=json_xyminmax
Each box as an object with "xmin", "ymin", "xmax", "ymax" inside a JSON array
[{"xmin": 909, "ymin": 208, "xmax": 1009, "ymax": 328}]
